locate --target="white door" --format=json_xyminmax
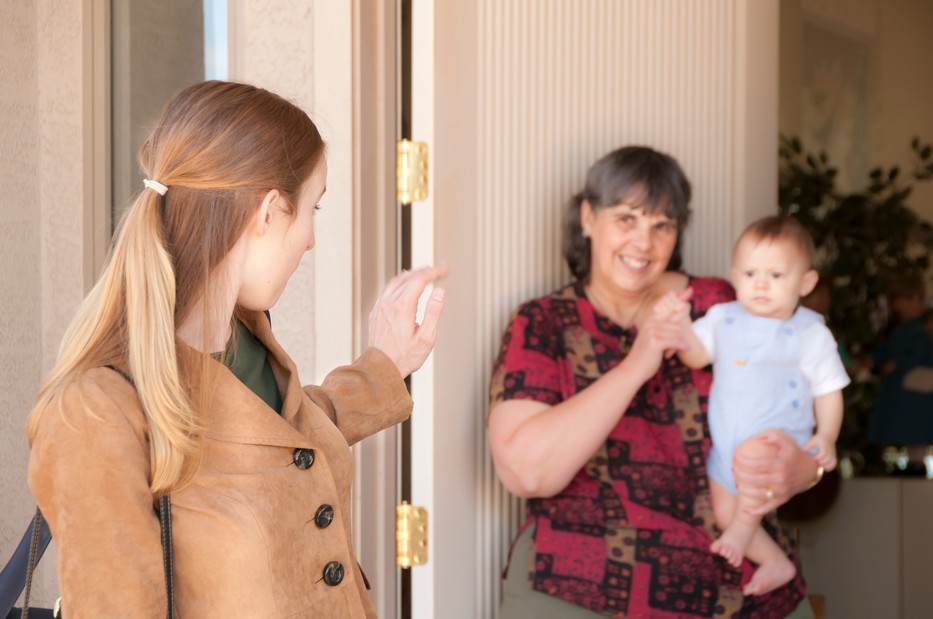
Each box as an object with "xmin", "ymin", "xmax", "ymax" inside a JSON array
[{"xmin": 385, "ymin": 1, "xmax": 780, "ymax": 618}]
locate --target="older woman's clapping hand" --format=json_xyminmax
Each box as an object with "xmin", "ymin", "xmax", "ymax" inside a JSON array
[{"xmin": 624, "ymin": 302, "xmax": 692, "ymax": 383}]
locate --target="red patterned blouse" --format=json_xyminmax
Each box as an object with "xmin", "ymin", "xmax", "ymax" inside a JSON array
[{"xmin": 490, "ymin": 277, "xmax": 806, "ymax": 618}]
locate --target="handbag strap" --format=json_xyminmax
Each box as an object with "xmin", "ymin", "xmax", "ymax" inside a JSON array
[
  {"xmin": 21, "ymin": 509, "xmax": 42, "ymax": 619},
  {"xmin": 159, "ymin": 495, "xmax": 175, "ymax": 619},
  {"xmin": 0, "ymin": 507, "xmax": 52, "ymax": 619}
]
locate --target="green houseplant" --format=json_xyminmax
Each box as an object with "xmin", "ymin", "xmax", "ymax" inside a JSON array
[{"xmin": 777, "ymin": 135, "xmax": 933, "ymax": 459}]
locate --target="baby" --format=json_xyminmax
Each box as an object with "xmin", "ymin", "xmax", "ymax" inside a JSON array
[{"xmin": 656, "ymin": 216, "xmax": 850, "ymax": 595}]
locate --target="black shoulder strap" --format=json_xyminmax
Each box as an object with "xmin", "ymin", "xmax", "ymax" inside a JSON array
[
  {"xmin": 105, "ymin": 364, "xmax": 135, "ymax": 388},
  {"xmin": 158, "ymin": 496, "xmax": 175, "ymax": 619},
  {"xmin": 0, "ymin": 508, "xmax": 52, "ymax": 618}
]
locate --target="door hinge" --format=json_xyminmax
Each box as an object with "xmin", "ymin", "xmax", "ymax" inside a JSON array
[
  {"xmin": 395, "ymin": 501, "xmax": 428, "ymax": 567},
  {"xmin": 396, "ymin": 140, "xmax": 428, "ymax": 204}
]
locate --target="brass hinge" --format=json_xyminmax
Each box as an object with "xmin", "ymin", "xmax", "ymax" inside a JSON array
[
  {"xmin": 395, "ymin": 501, "xmax": 428, "ymax": 567},
  {"xmin": 396, "ymin": 140, "xmax": 428, "ymax": 204}
]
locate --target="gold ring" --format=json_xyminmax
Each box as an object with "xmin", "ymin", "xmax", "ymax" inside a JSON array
[{"xmin": 765, "ymin": 488, "xmax": 774, "ymax": 501}]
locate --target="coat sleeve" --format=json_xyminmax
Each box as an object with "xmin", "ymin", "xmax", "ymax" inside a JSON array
[
  {"xmin": 303, "ymin": 347, "xmax": 414, "ymax": 446},
  {"xmin": 28, "ymin": 370, "xmax": 167, "ymax": 619}
]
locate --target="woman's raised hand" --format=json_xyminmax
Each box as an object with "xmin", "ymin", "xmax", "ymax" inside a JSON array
[
  {"xmin": 368, "ymin": 264, "xmax": 448, "ymax": 378},
  {"xmin": 625, "ymin": 311, "xmax": 689, "ymax": 383},
  {"xmin": 620, "ymin": 289, "xmax": 692, "ymax": 383}
]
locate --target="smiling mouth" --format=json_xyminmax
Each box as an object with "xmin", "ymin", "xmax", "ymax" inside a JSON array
[{"xmin": 621, "ymin": 256, "xmax": 649, "ymax": 269}]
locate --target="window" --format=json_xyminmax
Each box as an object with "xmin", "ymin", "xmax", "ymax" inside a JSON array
[{"xmin": 111, "ymin": 0, "xmax": 228, "ymax": 222}]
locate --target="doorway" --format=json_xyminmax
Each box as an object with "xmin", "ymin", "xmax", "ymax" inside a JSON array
[{"xmin": 358, "ymin": 2, "xmax": 781, "ymax": 618}]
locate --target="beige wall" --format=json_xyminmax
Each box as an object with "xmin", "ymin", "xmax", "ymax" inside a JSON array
[
  {"xmin": 1, "ymin": 0, "xmax": 90, "ymax": 605},
  {"xmin": 780, "ymin": 0, "xmax": 933, "ymax": 223},
  {"xmin": 0, "ymin": 0, "xmax": 43, "ymax": 590},
  {"xmin": 876, "ymin": 0, "xmax": 933, "ymax": 224}
]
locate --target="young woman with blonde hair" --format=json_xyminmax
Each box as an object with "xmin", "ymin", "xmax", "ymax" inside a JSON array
[{"xmin": 27, "ymin": 80, "xmax": 446, "ymax": 617}]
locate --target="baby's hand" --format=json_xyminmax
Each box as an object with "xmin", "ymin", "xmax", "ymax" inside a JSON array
[
  {"xmin": 653, "ymin": 291, "xmax": 678, "ymax": 320},
  {"xmin": 803, "ymin": 434, "xmax": 837, "ymax": 471},
  {"xmin": 653, "ymin": 289, "xmax": 691, "ymax": 325}
]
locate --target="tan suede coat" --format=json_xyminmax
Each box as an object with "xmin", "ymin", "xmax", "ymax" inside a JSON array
[{"xmin": 28, "ymin": 312, "xmax": 412, "ymax": 618}]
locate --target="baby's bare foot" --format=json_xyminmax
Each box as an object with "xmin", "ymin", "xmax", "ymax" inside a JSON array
[
  {"xmin": 742, "ymin": 556, "xmax": 796, "ymax": 596},
  {"xmin": 710, "ymin": 521, "xmax": 756, "ymax": 569},
  {"xmin": 710, "ymin": 537, "xmax": 742, "ymax": 568}
]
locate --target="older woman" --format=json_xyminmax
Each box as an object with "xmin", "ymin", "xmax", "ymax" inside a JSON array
[{"xmin": 488, "ymin": 146, "xmax": 821, "ymax": 618}]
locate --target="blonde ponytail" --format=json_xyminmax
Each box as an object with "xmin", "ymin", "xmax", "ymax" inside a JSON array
[
  {"xmin": 28, "ymin": 190, "xmax": 200, "ymax": 495},
  {"xmin": 122, "ymin": 190, "xmax": 200, "ymax": 494}
]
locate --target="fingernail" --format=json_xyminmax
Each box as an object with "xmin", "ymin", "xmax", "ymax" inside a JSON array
[{"xmin": 431, "ymin": 288, "xmax": 445, "ymax": 300}]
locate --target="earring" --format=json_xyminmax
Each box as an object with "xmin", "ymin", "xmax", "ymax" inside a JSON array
[{"xmin": 582, "ymin": 229, "xmax": 590, "ymax": 239}]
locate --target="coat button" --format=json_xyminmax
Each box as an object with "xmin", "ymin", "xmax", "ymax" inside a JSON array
[
  {"xmin": 315, "ymin": 504, "xmax": 335, "ymax": 529},
  {"xmin": 323, "ymin": 561, "xmax": 344, "ymax": 586},
  {"xmin": 293, "ymin": 448, "xmax": 315, "ymax": 470}
]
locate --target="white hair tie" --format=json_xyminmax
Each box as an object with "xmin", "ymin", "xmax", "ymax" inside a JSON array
[{"xmin": 143, "ymin": 178, "xmax": 168, "ymax": 196}]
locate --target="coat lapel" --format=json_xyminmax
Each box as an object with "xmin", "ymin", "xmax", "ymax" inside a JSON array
[{"xmin": 188, "ymin": 312, "xmax": 311, "ymax": 448}]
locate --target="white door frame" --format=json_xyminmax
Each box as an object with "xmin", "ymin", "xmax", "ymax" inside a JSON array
[{"xmin": 408, "ymin": 1, "xmax": 437, "ymax": 616}]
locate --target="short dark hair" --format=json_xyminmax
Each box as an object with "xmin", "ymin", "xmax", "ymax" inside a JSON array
[
  {"xmin": 563, "ymin": 146, "xmax": 692, "ymax": 281},
  {"xmin": 737, "ymin": 216, "xmax": 815, "ymax": 269}
]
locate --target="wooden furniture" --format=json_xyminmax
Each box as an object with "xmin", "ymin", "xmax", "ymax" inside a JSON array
[{"xmin": 808, "ymin": 594, "xmax": 825, "ymax": 619}]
